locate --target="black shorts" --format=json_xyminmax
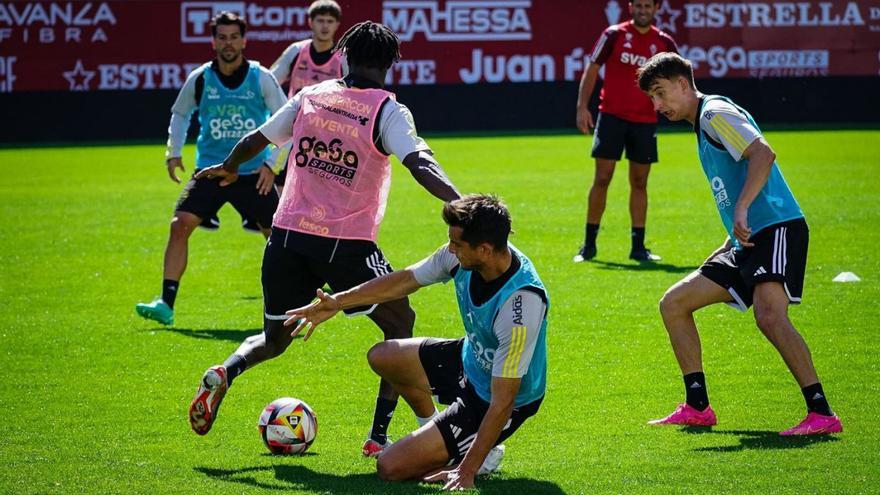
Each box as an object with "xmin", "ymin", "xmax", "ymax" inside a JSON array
[
  {"xmin": 262, "ymin": 228, "xmax": 396, "ymax": 319},
  {"xmin": 176, "ymin": 173, "xmax": 278, "ymax": 231},
  {"xmin": 591, "ymin": 112, "xmax": 658, "ymax": 164},
  {"xmin": 700, "ymin": 218, "xmax": 809, "ymax": 310},
  {"xmin": 419, "ymin": 338, "xmax": 542, "ymax": 465},
  {"xmin": 201, "ymin": 214, "xmax": 263, "ymax": 233}
]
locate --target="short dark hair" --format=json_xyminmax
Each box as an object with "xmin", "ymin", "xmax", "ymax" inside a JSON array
[
  {"xmin": 309, "ymin": 0, "xmax": 341, "ymax": 20},
  {"xmin": 637, "ymin": 52, "xmax": 696, "ymax": 91},
  {"xmin": 210, "ymin": 11, "xmax": 246, "ymax": 37},
  {"xmin": 442, "ymin": 194, "xmax": 512, "ymax": 252},
  {"xmin": 335, "ymin": 21, "xmax": 401, "ymax": 71}
]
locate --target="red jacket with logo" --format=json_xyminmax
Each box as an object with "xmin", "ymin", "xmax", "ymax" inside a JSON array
[{"xmin": 591, "ymin": 21, "xmax": 678, "ymax": 123}]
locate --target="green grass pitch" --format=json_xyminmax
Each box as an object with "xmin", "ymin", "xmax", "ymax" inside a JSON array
[{"xmin": 1, "ymin": 130, "xmax": 878, "ymax": 494}]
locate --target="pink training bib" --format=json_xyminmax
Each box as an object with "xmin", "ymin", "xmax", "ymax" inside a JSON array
[
  {"xmin": 288, "ymin": 40, "xmax": 344, "ymax": 97},
  {"xmin": 274, "ymin": 81, "xmax": 393, "ymax": 242}
]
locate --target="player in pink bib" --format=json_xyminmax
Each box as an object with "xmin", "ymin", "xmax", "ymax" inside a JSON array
[
  {"xmin": 270, "ymin": 1, "xmax": 346, "ymax": 98},
  {"xmin": 277, "ymin": 84, "xmax": 392, "ymax": 241},
  {"xmin": 190, "ymin": 21, "xmax": 461, "ymax": 458},
  {"xmin": 286, "ymin": 39, "xmax": 345, "ymax": 99}
]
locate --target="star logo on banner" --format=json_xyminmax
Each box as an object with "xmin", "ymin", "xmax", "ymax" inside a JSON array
[
  {"xmin": 604, "ymin": 0, "xmax": 622, "ymax": 25},
  {"xmin": 63, "ymin": 60, "xmax": 95, "ymax": 91},
  {"xmin": 654, "ymin": 0, "xmax": 682, "ymax": 33}
]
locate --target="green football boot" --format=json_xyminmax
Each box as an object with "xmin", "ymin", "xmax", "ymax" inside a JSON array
[{"xmin": 135, "ymin": 298, "xmax": 174, "ymax": 326}]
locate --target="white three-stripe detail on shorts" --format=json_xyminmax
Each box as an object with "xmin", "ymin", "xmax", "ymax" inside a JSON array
[
  {"xmin": 457, "ymin": 433, "xmax": 477, "ymax": 455},
  {"xmin": 772, "ymin": 228, "xmax": 779, "ymax": 274},
  {"xmin": 458, "ymin": 433, "xmax": 477, "ymax": 448},
  {"xmin": 781, "ymin": 227, "xmax": 787, "ymax": 275},
  {"xmin": 773, "ymin": 227, "xmax": 787, "ymax": 275},
  {"xmin": 366, "ymin": 252, "xmax": 389, "ymax": 278}
]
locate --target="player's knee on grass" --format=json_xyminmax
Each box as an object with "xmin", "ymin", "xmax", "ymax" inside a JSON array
[
  {"xmin": 376, "ymin": 454, "xmax": 403, "ymax": 481},
  {"xmin": 376, "ymin": 425, "xmax": 450, "ymax": 481},
  {"xmin": 375, "ymin": 442, "xmax": 425, "ymax": 481}
]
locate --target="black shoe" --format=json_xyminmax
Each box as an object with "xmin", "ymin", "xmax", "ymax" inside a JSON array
[
  {"xmin": 630, "ymin": 248, "xmax": 661, "ymax": 262},
  {"xmin": 573, "ymin": 245, "xmax": 597, "ymax": 263}
]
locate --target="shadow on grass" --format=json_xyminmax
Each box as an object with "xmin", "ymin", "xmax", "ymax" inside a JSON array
[
  {"xmin": 196, "ymin": 464, "xmax": 567, "ymax": 494},
  {"xmin": 682, "ymin": 427, "xmax": 840, "ymax": 452},
  {"xmin": 161, "ymin": 327, "xmax": 262, "ymax": 344},
  {"xmin": 588, "ymin": 260, "xmax": 695, "ymax": 274}
]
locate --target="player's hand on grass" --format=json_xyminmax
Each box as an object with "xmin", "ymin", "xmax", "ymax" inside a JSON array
[
  {"xmin": 256, "ymin": 164, "xmax": 276, "ymax": 195},
  {"xmin": 733, "ymin": 206, "xmax": 754, "ymax": 247},
  {"xmin": 284, "ymin": 289, "xmax": 341, "ymax": 341},
  {"xmin": 194, "ymin": 163, "xmax": 239, "ymax": 187},
  {"xmin": 166, "ymin": 157, "xmax": 184, "ymax": 183},
  {"xmin": 576, "ymin": 106, "xmax": 595, "ymax": 134},
  {"xmin": 424, "ymin": 467, "xmax": 476, "ymax": 491}
]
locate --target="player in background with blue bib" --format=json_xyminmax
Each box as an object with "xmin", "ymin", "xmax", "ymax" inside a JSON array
[
  {"xmin": 635, "ymin": 53, "xmax": 841, "ymax": 436},
  {"xmin": 285, "ymin": 195, "xmax": 548, "ymax": 489},
  {"xmin": 135, "ymin": 12, "xmax": 287, "ymax": 326}
]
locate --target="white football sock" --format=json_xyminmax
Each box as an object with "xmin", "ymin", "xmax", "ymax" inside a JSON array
[{"xmin": 416, "ymin": 408, "xmax": 439, "ymax": 427}]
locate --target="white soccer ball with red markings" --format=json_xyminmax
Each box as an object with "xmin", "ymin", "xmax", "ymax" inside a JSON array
[{"xmin": 257, "ymin": 397, "xmax": 317, "ymax": 455}]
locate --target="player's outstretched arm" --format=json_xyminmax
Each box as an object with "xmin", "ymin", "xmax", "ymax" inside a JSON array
[
  {"xmin": 194, "ymin": 130, "xmax": 272, "ymax": 185},
  {"xmin": 425, "ymin": 377, "xmax": 520, "ymax": 490},
  {"xmin": 285, "ymin": 289, "xmax": 343, "ymax": 341},
  {"xmin": 284, "ymin": 270, "xmax": 423, "ymax": 340},
  {"xmin": 402, "ymin": 151, "xmax": 461, "ymax": 202}
]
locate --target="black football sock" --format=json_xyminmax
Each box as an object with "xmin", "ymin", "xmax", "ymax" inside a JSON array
[
  {"xmin": 162, "ymin": 279, "xmax": 179, "ymax": 309},
  {"xmin": 223, "ymin": 354, "xmax": 248, "ymax": 386},
  {"xmin": 683, "ymin": 372, "xmax": 710, "ymax": 411},
  {"xmin": 631, "ymin": 227, "xmax": 646, "ymax": 251},
  {"xmin": 584, "ymin": 223, "xmax": 600, "ymax": 249},
  {"xmin": 370, "ymin": 397, "xmax": 398, "ymax": 444},
  {"xmin": 802, "ymin": 382, "xmax": 833, "ymax": 416}
]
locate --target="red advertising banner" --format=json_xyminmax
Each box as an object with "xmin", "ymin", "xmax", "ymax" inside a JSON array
[{"xmin": 1, "ymin": 0, "xmax": 879, "ymax": 94}]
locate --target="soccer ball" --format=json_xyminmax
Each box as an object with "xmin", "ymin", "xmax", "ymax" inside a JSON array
[{"xmin": 257, "ymin": 397, "xmax": 318, "ymax": 455}]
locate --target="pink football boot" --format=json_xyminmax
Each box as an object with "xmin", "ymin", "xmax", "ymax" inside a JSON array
[
  {"xmin": 779, "ymin": 412, "xmax": 842, "ymax": 436},
  {"xmin": 649, "ymin": 403, "xmax": 717, "ymax": 426}
]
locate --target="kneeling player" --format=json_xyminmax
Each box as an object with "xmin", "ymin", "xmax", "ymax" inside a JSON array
[{"xmin": 286, "ymin": 195, "xmax": 548, "ymax": 489}]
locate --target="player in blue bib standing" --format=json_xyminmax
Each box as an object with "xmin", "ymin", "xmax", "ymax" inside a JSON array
[
  {"xmin": 286, "ymin": 194, "xmax": 548, "ymax": 489},
  {"xmin": 135, "ymin": 11, "xmax": 287, "ymax": 326},
  {"xmin": 635, "ymin": 52, "xmax": 841, "ymax": 436}
]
